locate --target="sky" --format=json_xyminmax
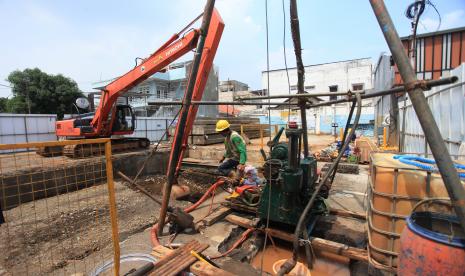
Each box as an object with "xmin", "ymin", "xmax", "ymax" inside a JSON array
[{"xmin": 1, "ymin": 0, "xmax": 464, "ymax": 98}]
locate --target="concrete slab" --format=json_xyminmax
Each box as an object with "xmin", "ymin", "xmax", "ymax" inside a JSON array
[{"xmin": 327, "ymin": 164, "xmax": 369, "ymax": 214}]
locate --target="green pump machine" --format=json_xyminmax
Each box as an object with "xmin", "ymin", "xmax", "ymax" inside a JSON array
[{"xmin": 258, "ymin": 123, "xmax": 328, "ymax": 227}]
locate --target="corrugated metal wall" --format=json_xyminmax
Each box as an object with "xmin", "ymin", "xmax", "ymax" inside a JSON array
[
  {"xmin": 0, "ymin": 114, "xmax": 57, "ymax": 144},
  {"xmin": 0, "ymin": 115, "xmax": 171, "ymax": 149},
  {"xmin": 0, "ymin": 114, "xmax": 57, "ymax": 153},
  {"xmin": 373, "ymin": 55, "xmax": 395, "ymax": 139},
  {"xmin": 130, "ymin": 117, "xmax": 171, "ymax": 142},
  {"xmin": 399, "ymin": 64, "xmax": 465, "ymax": 158}
]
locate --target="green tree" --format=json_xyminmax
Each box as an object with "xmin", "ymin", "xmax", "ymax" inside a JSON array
[
  {"xmin": 7, "ymin": 68, "xmax": 84, "ymax": 119},
  {"xmin": 0, "ymin": 97, "xmax": 8, "ymax": 112}
]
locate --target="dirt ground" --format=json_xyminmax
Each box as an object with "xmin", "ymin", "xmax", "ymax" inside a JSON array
[
  {"xmin": 0, "ymin": 172, "xmax": 210, "ymax": 276},
  {"xmin": 0, "ymin": 133, "xmax": 367, "ymax": 275}
]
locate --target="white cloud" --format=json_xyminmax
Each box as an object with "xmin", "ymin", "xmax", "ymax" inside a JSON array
[{"xmin": 420, "ymin": 9, "xmax": 465, "ymax": 32}]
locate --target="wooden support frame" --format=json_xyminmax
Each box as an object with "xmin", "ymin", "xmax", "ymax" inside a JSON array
[{"xmin": 225, "ymin": 214, "xmax": 368, "ymax": 263}]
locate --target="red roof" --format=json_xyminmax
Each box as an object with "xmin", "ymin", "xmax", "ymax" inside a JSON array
[{"xmin": 218, "ymin": 105, "xmax": 240, "ymax": 116}]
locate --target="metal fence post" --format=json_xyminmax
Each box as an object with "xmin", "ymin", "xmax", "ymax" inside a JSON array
[
  {"xmin": 165, "ymin": 119, "xmax": 169, "ymax": 141},
  {"xmin": 23, "ymin": 116, "xmax": 29, "ymax": 143},
  {"xmin": 145, "ymin": 118, "xmax": 148, "ymax": 141},
  {"xmin": 105, "ymin": 140, "xmax": 120, "ymax": 276}
]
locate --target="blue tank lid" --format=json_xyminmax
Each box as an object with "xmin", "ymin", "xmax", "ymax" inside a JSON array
[{"xmin": 407, "ymin": 211, "xmax": 465, "ymax": 248}]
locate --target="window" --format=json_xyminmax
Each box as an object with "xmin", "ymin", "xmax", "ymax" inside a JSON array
[
  {"xmin": 164, "ymin": 90, "xmax": 169, "ymax": 99},
  {"xmin": 138, "ymin": 85, "xmax": 150, "ymax": 94},
  {"xmin": 156, "ymin": 89, "xmax": 161, "ymax": 98},
  {"xmin": 305, "ymin": 85, "xmax": 315, "ymax": 90},
  {"xmin": 329, "ymin": 85, "xmax": 338, "ymax": 101},
  {"xmin": 352, "ymin": 83, "xmax": 364, "ymax": 91}
]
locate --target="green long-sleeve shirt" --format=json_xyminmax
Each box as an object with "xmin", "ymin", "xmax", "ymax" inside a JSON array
[{"xmin": 224, "ymin": 131, "xmax": 247, "ymax": 164}]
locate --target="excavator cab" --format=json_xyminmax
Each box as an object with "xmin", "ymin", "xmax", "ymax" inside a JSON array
[{"xmin": 112, "ymin": 105, "xmax": 136, "ymax": 134}]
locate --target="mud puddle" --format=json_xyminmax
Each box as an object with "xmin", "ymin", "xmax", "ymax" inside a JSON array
[{"xmin": 251, "ymin": 242, "xmax": 350, "ymax": 276}]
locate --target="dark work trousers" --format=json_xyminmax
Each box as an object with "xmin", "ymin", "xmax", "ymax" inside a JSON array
[
  {"xmin": 0, "ymin": 200, "xmax": 4, "ymax": 225},
  {"xmin": 218, "ymin": 159, "xmax": 239, "ymax": 176}
]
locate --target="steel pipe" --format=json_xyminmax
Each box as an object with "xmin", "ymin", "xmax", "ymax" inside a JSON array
[
  {"xmin": 290, "ymin": 0, "xmax": 309, "ymax": 157},
  {"xmin": 305, "ymin": 76, "xmax": 457, "ymax": 109},
  {"xmin": 237, "ymin": 91, "xmax": 365, "ymax": 101},
  {"xmin": 147, "ymin": 101, "xmax": 299, "ymax": 106},
  {"xmin": 370, "ymin": 0, "xmax": 465, "ymax": 231},
  {"xmin": 146, "ymin": 77, "xmax": 457, "ymax": 109}
]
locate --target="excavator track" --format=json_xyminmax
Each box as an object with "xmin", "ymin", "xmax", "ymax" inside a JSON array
[{"xmin": 37, "ymin": 138, "xmax": 150, "ymax": 158}]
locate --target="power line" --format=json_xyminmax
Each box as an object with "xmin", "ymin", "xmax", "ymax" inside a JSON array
[
  {"xmin": 0, "ymin": 83, "xmax": 12, "ymax": 88},
  {"xmin": 260, "ymin": 0, "xmax": 272, "ymax": 274}
]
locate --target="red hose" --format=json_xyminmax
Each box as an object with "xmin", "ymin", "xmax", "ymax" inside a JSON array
[
  {"xmin": 151, "ymin": 223, "xmax": 161, "ymax": 247},
  {"xmin": 151, "ymin": 179, "xmax": 225, "ymax": 246},
  {"xmin": 209, "ymin": 228, "xmax": 255, "ymax": 259},
  {"xmin": 184, "ymin": 179, "xmax": 224, "ymax": 213}
]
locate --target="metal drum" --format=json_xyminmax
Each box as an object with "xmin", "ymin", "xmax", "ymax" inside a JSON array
[{"xmin": 398, "ymin": 199, "xmax": 465, "ymax": 275}]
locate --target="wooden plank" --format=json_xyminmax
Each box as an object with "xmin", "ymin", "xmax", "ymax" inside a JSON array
[
  {"xmin": 202, "ymin": 206, "xmax": 233, "ymax": 226},
  {"xmin": 225, "ymin": 214, "xmax": 259, "ymax": 228},
  {"xmin": 190, "ymin": 261, "xmax": 236, "ymax": 276},
  {"xmin": 150, "ymin": 240, "xmax": 209, "ymax": 276},
  {"xmin": 151, "ymin": 241, "xmax": 199, "ymax": 272},
  {"xmin": 224, "ymin": 214, "xmax": 368, "ymax": 263}
]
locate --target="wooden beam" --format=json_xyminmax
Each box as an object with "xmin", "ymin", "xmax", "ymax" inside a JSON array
[
  {"xmin": 190, "ymin": 261, "xmax": 235, "ymax": 276},
  {"xmin": 202, "ymin": 207, "xmax": 233, "ymax": 226},
  {"xmin": 224, "ymin": 204, "xmax": 366, "ymax": 221},
  {"xmin": 225, "ymin": 214, "xmax": 368, "ymax": 263},
  {"xmin": 225, "ymin": 214, "xmax": 259, "ymax": 228},
  {"xmin": 329, "ymin": 208, "xmax": 366, "ymax": 220}
]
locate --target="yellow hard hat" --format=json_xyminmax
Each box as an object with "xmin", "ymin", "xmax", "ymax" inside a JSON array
[{"xmin": 216, "ymin": 120, "xmax": 230, "ymax": 132}]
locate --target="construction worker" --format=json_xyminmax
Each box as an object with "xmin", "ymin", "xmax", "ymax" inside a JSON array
[{"xmin": 216, "ymin": 120, "xmax": 247, "ymax": 176}]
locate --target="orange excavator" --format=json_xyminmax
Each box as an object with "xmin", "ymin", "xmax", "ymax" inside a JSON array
[{"xmin": 38, "ymin": 9, "xmax": 224, "ymax": 158}]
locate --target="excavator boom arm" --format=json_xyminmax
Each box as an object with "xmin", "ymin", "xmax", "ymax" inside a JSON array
[{"xmin": 91, "ymin": 30, "xmax": 200, "ymax": 135}]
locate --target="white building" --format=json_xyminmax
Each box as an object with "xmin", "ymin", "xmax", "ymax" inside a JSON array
[
  {"xmin": 219, "ymin": 80, "xmax": 249, "ymax": 93},
  {"xmin": 92, "ymin": 61, "xmax": 219, "ymax": 118},
  {"xmin": 261, "ymin": 58, "xmax": 375, "ymax": 135}
]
